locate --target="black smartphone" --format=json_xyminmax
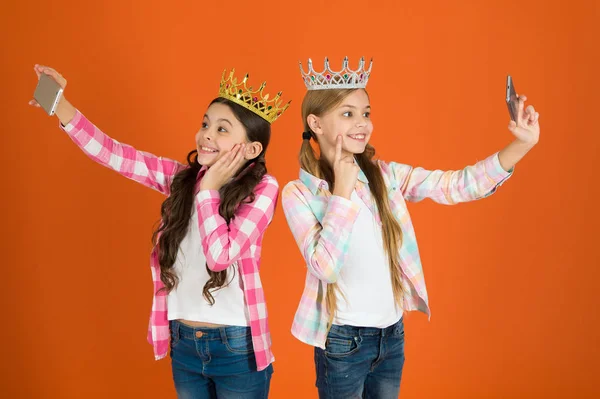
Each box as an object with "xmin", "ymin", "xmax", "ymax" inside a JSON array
[{"xmin": 506, "ymin": 75, "xmax": 518, "ymax": 123}]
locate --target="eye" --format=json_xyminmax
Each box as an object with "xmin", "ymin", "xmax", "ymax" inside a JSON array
[
  {"xmin": 201, "ymin": 122, "xmax": 208, "ymax": 129},
  {"xmin": 363, "ymin": 112, "xmax": 371, "ymax": 118},
  {"xmin": 342, "ymin": 111, "xmax": 352, "ymax": 117},
  {"xmin": 217, "ymin": 126, "xmax": 228, "ymax": 133}
]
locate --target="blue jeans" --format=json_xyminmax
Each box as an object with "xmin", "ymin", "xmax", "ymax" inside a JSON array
[
  {"xmin": 169, "ymin": 320, "xmax": 273, "ymax": 399},
  {"xmin": 314, "ymin": 318, "xmax": 405, "ymax": 399}
]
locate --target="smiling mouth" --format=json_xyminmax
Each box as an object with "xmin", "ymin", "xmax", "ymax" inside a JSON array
[
  {"xmin": 348, "ymin": 134, "xmax": 366, "ymax": 141},
  {"xmin": 198, "ymin": 146, "xmax": 219, "ymax": 154}
]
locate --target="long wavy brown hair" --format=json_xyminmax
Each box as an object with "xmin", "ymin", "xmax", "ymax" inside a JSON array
[
  {"xmin": 300, "ymin": 89, "xmax": 404, "ymax": 327},
  {"xmin": 152, "ymin": 97, "xmax": 270, "ymax": 305}
]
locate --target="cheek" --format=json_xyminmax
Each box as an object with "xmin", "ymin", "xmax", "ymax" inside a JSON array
[
  {"xmin": 322, "ymin": 128, "xmax": 339, "ymax": 145},
  {"xmin": 324, "ymin": 119, "xmax": 346, "ymax": 140},
  {"xmin": 214, "ymin": 137, "xmax": 235, "ymax": 152}
]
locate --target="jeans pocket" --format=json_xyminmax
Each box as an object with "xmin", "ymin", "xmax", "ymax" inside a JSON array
[
  {"xmin": 325, "ymin": 336, "xmax": 360, "ymax": 358},
  {"xmin": 224, "ymin": 329, "xmax": 253, "ymax": 354},
  {"xmin": 170, "ymin": 326, "xmax": 181, "ymax": 350},
  {"xmin": 393, "ymin": 320, "xmax": 405, "ymax": 340}
]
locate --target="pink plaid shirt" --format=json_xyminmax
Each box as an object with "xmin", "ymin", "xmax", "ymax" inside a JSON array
[
  {"xmin": 282, "ymin": 154, "xmax": 513, "ymax": 348},
  {"xmin": 61, "ymin": 110, "xmax": 277, "ymax": 371}
]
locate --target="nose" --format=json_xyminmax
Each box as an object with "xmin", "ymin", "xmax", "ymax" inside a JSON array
[
  {"xmin": 201, "ymin": 128, "xmax": 213, "ymax": 141},
  {"xmin": 355, "ymin": 117, "xmax": 367, "ymax": 127}
]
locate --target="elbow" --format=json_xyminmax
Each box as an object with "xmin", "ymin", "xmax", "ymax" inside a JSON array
[
  {"xmin": 305, "ymin": 247, "xmax": 343, "ymax": 283},
  {"xmin": 202, "ymin": 240, "xmax": 233, "ymax": 272},
  {"xmin": 321, "ymin": 273, "xmax": 339, "ymax": 284},
  {"xmin": 308, "ymin": 262, "xmax": 340, "ymax": 284},
  {"xmin": 205, "ymin": 257, "xmax": 229, "ymax": 272}
]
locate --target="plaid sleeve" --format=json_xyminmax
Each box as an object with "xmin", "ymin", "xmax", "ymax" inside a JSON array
[
  {"xmin": 389, "ymin": 152, "xmax": 513, "ymax": 204},
  {"xmin": 196, "ymin": 175, "xmax": 279, "ymax": 272},
  {"xmin": 60, "ymin": 110, "xmax": 183, "ymax": 195},
  {"xmin": 238, "ymin": 257, "xmax": 274, "ymax": 371},
  {"xmin": 281, "ymin": 181, "xmax": 360, "ymax": 283},
  {"xmin": 147, "ymin": 248, "xmax": 170, "ymax": 360}
]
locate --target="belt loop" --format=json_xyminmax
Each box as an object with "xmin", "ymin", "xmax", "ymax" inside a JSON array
[{"xmin": 219, "ymin": 327, "xmax": 227, "ymax": 344}]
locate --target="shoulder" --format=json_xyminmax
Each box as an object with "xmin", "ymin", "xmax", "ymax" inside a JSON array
[
  {"xmin": 251, "ymin": 174, "xmax": 279, "ymax": 201},
  {"xmin": 282, "ymin": 179, "xmax": 312, "ymax": 198},
  {"xmin": 260, "ymin": 173, "xmax": 279, "ymax": 189},
  {"xmin": 375, "ymin": 158, "xmax": 412, "ymax": 179}
]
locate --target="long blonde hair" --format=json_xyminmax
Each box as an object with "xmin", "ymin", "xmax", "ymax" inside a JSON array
[{"xmin": 300, "ymin": 89, "xmax": 404, "ymax": 328}]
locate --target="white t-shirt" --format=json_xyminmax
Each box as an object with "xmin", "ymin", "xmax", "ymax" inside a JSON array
[
  {"xmin": 333, "ymin": 190, "xmax": 402, "ymax": 327},
  {"xmin": 167, "ymin": 205, "xmax": 249, "ymax": 326}
]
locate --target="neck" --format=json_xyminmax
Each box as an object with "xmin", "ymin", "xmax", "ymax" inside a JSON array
[{"xmin": 322, "ymin": 147, "xmax": 354, "ymax": 166}]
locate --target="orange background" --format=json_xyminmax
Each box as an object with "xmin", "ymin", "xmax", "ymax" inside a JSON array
[{"xmin": 2, "ymin": 0, "xmax": 599, "ymax": 398}]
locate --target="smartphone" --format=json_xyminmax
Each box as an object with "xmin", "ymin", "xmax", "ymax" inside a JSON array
[
  {"xmin": 506, "ymin": 75, "xmax": 518, "ymax": 123},
  {"xmin": 34, "ymin": 73, "xmax": 63, "ymax": 116}
]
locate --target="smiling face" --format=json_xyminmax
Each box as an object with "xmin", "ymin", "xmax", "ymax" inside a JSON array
[
  {"xmin": 194, "ymin": 102, "xmax": 250, "ymax": 167},
  {"xmin": 304, "ymin": 89, "xmax": 373, "ymax": 164}
]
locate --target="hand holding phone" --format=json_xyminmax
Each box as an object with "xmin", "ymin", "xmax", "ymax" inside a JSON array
[
  {"xmin": 33, "ymin": 74, "xmax": 63, "ymax": 116},
  {"xmin": 29, "ymin": 65, "xmax": 68, "ymax": 116},
  {"xmin": 504, "ymin": 75, "xmax": 540, "ymax": 146}
]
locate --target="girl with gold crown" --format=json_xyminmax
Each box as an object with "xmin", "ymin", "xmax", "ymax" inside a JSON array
[
  {"xmin": 282, "ymin": 57, "xmax": 540, "ymax": 398},
  {"xmin": 29, "ymin": 64, "xmax": 289, "ymax": 398}
]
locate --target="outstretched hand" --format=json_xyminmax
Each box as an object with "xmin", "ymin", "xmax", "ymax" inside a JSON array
[{"xmin": 508, "ymin": 94, "xmax": 540, "ymax": 146}]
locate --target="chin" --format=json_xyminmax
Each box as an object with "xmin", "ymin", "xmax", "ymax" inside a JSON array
[
  {"xmin": 347, "ymin": 144, "xmax": 368, "ymax": 154},
  {"xmin": 196, "ymin": 155, "xmax": 217, "ymax": 167}
]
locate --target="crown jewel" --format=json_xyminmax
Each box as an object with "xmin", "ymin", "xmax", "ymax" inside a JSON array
[
  {"xmin": 218, "ymin": 69, "xmax": 290, "ymax": 124},
  {"xmin": 299, "ymin": 56, "xmax": 373, "ymax": 90}
]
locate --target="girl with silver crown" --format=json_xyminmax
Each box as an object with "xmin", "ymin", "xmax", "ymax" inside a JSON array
[
  {"xmin": 29, "ymin": 64, "xmax": 290, "ymax": 398},
  {"xmin": 282, "ymin": 57, "xmax": 540, "ymax": 398}
]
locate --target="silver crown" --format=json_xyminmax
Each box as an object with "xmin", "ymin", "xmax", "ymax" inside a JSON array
[{"xmin": 299, "ymin": 56, "xmax": 373, "ymax": 90}]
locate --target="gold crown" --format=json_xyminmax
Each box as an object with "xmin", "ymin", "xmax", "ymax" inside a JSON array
[{"xmin": 218, "ymin": 69, "xmax": 290, "ymax": 124}]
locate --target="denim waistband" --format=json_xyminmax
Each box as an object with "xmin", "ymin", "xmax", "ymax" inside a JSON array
[
  {"xmin": 170, "ymin": 320, "xmax": 251, "ymax": 341},
  {"xmin": 329, "ymin": 317, "xmax": 403, "ymax": 337}
]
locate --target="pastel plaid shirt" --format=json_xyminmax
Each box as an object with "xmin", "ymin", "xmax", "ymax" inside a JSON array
[
  {"xmin": 61, "ymin": 110, "xmax": 278, "ymax": 371},
  {"xmin": 282, "ymin": 154, "xmax": 513, "ymax": 348}
]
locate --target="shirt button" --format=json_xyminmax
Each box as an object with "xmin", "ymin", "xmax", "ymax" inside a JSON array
[{"xmin": 195, "ymin": 331, "xmax": 204, "ymax": 338}]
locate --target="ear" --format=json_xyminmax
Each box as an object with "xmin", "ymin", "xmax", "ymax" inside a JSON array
[
  {"xmin": 307, "ymin": 114, "xmax": 323, "ymax": 136},
  {"xmin": 244, "ymin": 141, "xmax": 263, "ymax": 160}
]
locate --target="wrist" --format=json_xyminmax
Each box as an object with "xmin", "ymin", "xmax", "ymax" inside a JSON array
[
  {"xmin": 514, "ymin": 137, "xmax": 538, "ymax": 150},
  {"xmin": 55, "ymin": 96, "xmax": 76, "ymax": 126},
  {"xmin": 199, "ymin": 182, "xmax": 220, "ymax": 192},
  {"xmin": 332, "ymin": 189, "xmax": 351, "ymax": 199}
]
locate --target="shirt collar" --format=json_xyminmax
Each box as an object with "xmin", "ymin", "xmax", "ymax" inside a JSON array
[{"xmin": 299, "ymin": 161, "xmax": 369, "ymax": 196}]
